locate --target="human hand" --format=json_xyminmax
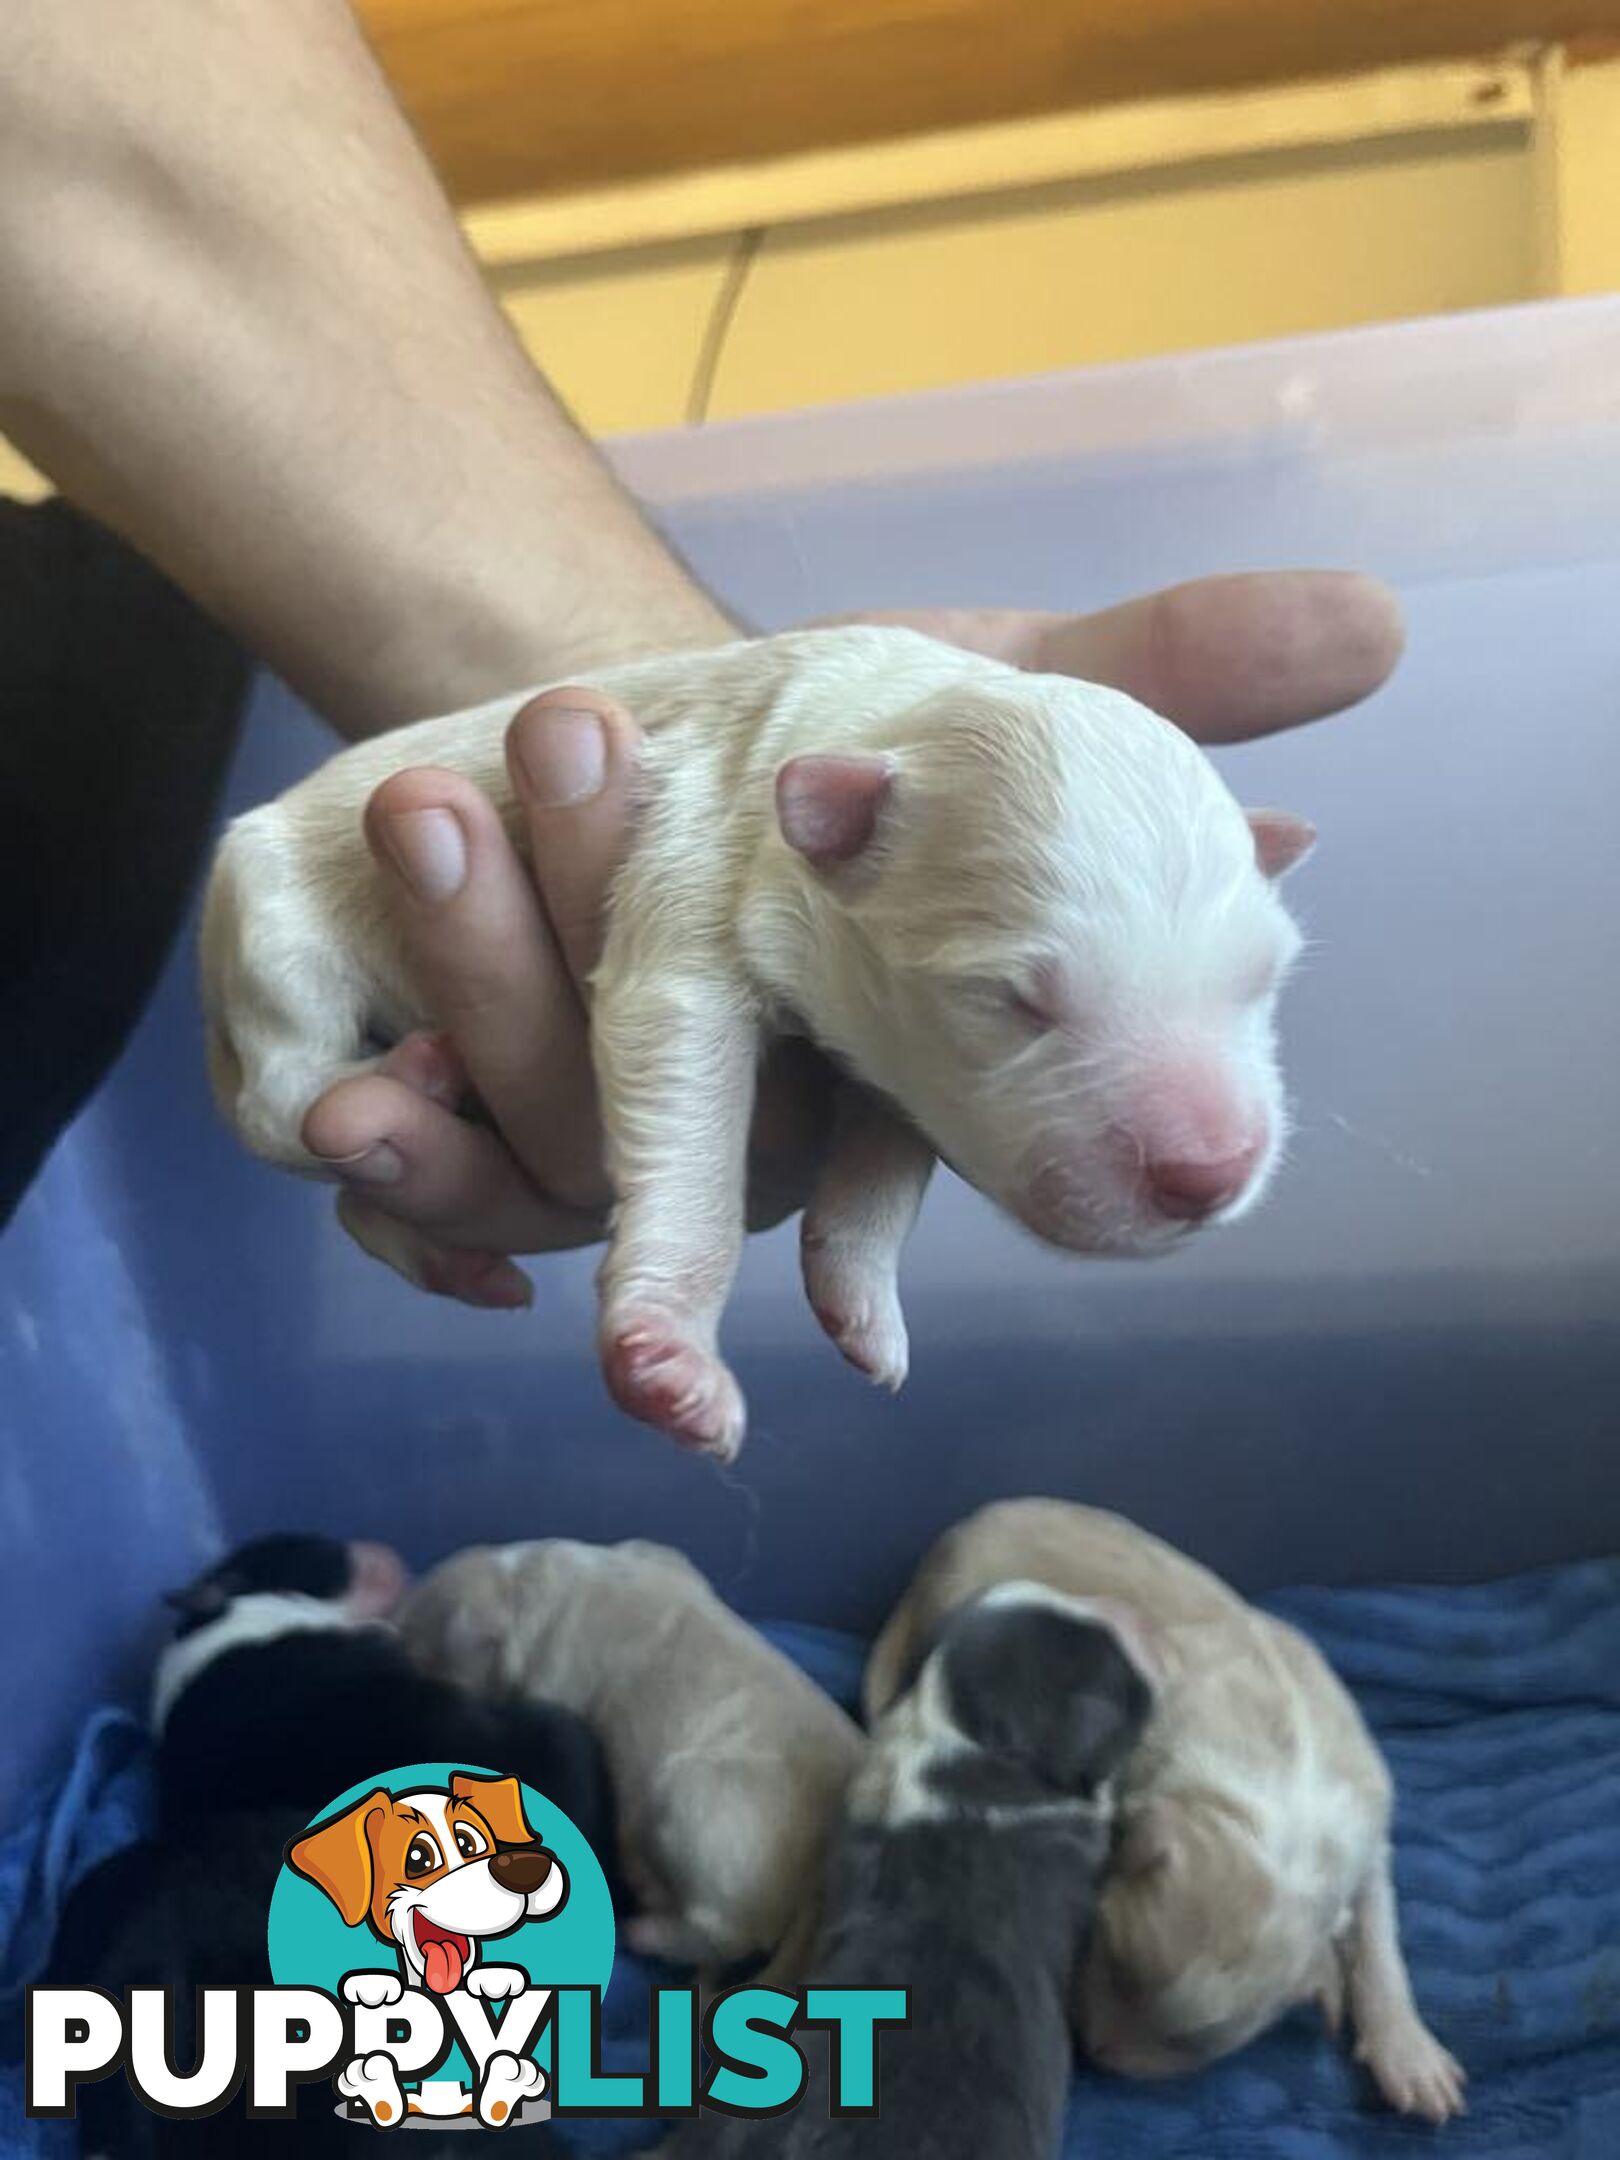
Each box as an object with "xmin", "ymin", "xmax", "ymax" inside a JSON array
[
  {"xmin": 303, "ymin": 681, "xmax": 838, "ymax": 1304},
  {"xmin": 305, "ymin": 571, "xmax": 1402, "ymax": 1306}
]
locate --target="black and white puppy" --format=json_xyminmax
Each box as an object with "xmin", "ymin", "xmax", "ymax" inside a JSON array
[
  {"xmin": 151, "ymin": 1533, "xmax": 614, "ymax": 1842},
  {"xmin": 669, "ymin": 1581, "xmax": 1155, "ymax": 2159},
  {"xmin": 43, "ymin": 1533, "xmax": 620, "ymax": 2158}
]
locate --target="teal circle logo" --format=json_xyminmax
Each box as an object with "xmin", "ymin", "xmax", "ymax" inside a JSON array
[{"xmin": 267, "ymin": 1763, "xmax": 615, "ymax": 2126}]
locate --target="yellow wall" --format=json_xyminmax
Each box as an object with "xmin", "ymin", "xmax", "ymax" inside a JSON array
[
  {"xmin": 0, "ymin": 438, "xmax": 47, "ymax": 503},
  {"xmin": 481, "ymin": 51, "xmax": 1603, "ymax": 436},
  {"xmin": 492, "ymin": 241, "xmax": 740, "ymax": 436},
  {"xmin": 703, "ymin": 133, "xmax": 1534, "ymax": 419},
  {"xmin": 1539, "ymin": 52, "xmax": 1620, "ymax": 296}
]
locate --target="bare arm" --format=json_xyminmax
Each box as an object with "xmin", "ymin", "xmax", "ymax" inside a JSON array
[{"xmin": 0, "ymin": 0, "xmax": 732, "ymax": 738}]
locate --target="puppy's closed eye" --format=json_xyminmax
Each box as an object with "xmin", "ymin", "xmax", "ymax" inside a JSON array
[{"xmin": 1001, "ymin": 959, "xmax": 1077, "ymax": 1037}]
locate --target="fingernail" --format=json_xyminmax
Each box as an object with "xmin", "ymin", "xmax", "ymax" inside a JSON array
[
  {"xmin": 421, "ymin": 1252, "xmax": 534, "ymax": 1309},
  {"xmin": 466, "ymin": 1258, "xmax": 536, "ymax": 1311},
  {"xmin": 322, "ymin": 1142, "xmax": 405, "ymax": 1187},
  {"xmin": 512, "ymin": 706, "xmax": 607, "ymax": 807},
  {"xmin": 381, "ymin": 807, "xmax": 466, "ymax": 902}
]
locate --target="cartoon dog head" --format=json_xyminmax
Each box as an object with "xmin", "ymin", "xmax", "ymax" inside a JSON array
[{"xmin": 289, "ymin": 1773, "xmax": 569, "ymax": 1994}]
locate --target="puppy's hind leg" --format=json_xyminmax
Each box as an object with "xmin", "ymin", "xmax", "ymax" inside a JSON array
[
  {"xmin": 594, "ymin": 976, "xmax": 759, "ymax": 1459},
  {"xmin": 801, "ymin": 1083, "xmax": 933, "ymax": 1391}
]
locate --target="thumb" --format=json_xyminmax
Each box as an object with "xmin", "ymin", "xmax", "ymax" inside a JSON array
[{"xmin": 505, "ymin": 685, "xmax": 643, "ymax": 996}]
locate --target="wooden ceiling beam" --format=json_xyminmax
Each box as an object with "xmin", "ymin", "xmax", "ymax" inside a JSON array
[{"xmin": 358, "ymin": 0, "xmax": 1620, "ymax": 207}]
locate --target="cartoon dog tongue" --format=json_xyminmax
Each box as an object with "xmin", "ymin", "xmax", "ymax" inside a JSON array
[{"xmin": 416, "ymin": 1918, "xmax": 469, "ymax": 1994}]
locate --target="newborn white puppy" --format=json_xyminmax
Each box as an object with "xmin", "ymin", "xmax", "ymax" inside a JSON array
[
  {"xmin": 202, "ymin": 626, "xmax": 1312, "ymax": 1457},
  {"xmin": 864, "ymin": 1500, "xmax": 1465, "ymax": 2124},
  {"xmin": 397, "ymin": 1538, "xmax": 864, "ymax": 1977}
]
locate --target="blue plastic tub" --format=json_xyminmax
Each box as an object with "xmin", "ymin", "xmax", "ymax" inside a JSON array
[{"xmin": 4, "ymin": 297, "xmax": 1618, "ymax": 1831}]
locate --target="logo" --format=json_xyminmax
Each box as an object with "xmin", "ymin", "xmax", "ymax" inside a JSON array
[
  {"xmin": 271, "ymin": 1761, "xmax": 613, "ymax": 2127},
  {"xmin": 28, "ymin": 1763, "xmax": 907, "ymax": 2132}
]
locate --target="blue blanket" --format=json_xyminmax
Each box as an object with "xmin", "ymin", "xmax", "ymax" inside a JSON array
[{"xmin": 5, "ymin": 1566, "xmax": 1619, "ymax": 2158}]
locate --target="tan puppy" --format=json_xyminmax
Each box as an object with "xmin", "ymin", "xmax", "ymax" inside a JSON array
[
  {"xmin": 865, "ymin": 1500, "xmax": 1465, "ymax": 2124},
  {"xmin": 398, "ymin": 1539, "xmax": 864, "ymax": 1978}
]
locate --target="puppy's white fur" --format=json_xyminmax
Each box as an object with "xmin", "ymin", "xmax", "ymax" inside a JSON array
[
  {"xmin": 397, "ymin": 1538, "xmax": 864, "ymax": 1978},
  {"xmin": 150, "ymin": 1592, "xmax": 376, "ymax": 1733},
  {"xmin": 202, "ymin": 627, "xmax": 1310, "ymax": 1458},
  {"xmin": 864, "ymin": 1500, "xmax": 1465, "ymax": 2125}
]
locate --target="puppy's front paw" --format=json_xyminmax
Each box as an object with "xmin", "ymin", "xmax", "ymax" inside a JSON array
[
  {"xmin": 478, "ymin": 2050, "xmax": 545, "ymax": 2127},
  {"xmin": 342, "ymin": 1971, "xmax": 404, "ymax": 2010},
  {"xmin": 602, "ymin": 1312, "xmax": 745, "ymax": 1460},
  {"xmin": 338, "ymin": 2050, "xmax": 406, "ymax": 2127},
  {"xmin": 464, "ymin": 1964, "xmax": 527, "ymax": 2001},
  {"xmin": 1357, "ymin": 2014, "xmax": 1467, "ymax": 2123}
]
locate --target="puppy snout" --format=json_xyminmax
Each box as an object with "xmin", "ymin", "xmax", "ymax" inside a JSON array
[
  {"xmin": 1120, "ymin": 1056, "xmax": 1269, "ymax": 1226},
  {"xmin": 489, "ymin": 1847, "xmax": 552, "ymax": 1896},
  {"xmin": 1143, "ymin": 1140, "xmax": 1262, "ymax": 1221}
]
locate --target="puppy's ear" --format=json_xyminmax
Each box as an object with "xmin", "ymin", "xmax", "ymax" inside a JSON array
[
  {"xmin": 1246, "ymin": 808, "xmax": 1316, "ymax": 880},
  {"xmin": 775, "ymin": 754, "xmax": 894, "ymax": 872},
  {"xmin": 287, "ymin": 1791, "xmax": 388, "ymax": 1928},
  {"xmin": 938, "ymin": 1589, "xmax": 1154, "ymax": 1793},
  {"xmin": 451, "ymin": 1772, "xmax": 536, "ymax": 1847}
]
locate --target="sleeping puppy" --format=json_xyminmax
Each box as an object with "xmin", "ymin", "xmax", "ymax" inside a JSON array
[
  {"xmin": 865, "ymin": 1500, "xmax": 1466, "ymax": 2124},
  {"xmin": 203, "ymin": 625, "xmax": 1314, "ymax": 1460},
  {"xmin": 665, "ymin": 1582, "xmax": 1154, "ymax": 2158},
  {"xmin": 43, "ymin": 1534, "xmax": 620, "ymax": 2156},
  {"xmin": 151, "ymin": 1533, "xmax": 615, "ymax": 1859},
  {"xmin": 398, "ymin": 1538, "xmax": 864, "ymax": 1977}
]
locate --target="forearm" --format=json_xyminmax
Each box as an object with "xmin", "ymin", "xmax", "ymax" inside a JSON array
[{"xmin": 0, "ymin": 1, "xmax": 733, "ymax": 736}]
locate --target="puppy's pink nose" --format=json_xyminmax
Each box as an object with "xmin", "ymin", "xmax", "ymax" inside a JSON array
[{"xmin": 1145, "ymin": 1142, "xmax": 1261, "ymax": 1220}]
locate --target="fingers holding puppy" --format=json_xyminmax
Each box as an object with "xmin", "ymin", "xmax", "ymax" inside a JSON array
[
  {"xmin": 361, "ymin": 684, "xmax": 636, "ymax": 1214},
  {"xmin": 310, "ymin": 685, "xmax": 829, "ymax": 1303},
  {"xmin": 304, "ymin": 688, "xmax": 634, "ymax": 1300}
]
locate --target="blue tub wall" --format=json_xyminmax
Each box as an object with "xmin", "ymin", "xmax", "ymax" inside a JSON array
[{"xmin": 4, "ymin": 300, "xmax": 1618, "ymax": 1822}]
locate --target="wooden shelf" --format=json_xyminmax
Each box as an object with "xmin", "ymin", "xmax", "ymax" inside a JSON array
[{"xmin": 358, "ymin": 0, "xmax": 1620, "ymax": 206}]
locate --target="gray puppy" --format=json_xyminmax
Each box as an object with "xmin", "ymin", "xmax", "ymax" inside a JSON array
[{"xmin": 667, "ymin": 1582, "xmax": 1154, "ymax": 2158}]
